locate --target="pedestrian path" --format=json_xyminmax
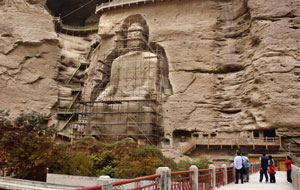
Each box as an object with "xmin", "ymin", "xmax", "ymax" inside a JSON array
[{"xmin": 217, "ymin": 171, "xmax": 293, "ymax": 190}]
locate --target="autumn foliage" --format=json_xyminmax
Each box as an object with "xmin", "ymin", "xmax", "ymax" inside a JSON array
[{"xmin": 0, "ymin": 110, "xmax": 209, "ymax": 181}]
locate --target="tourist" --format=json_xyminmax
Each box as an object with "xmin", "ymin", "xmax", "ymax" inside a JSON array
[
  {"xmin": 259, "ymin": 153, "xmax": 269, "ymax": 183},
  {"xmin": 234, "ymin": 151, "xmax": 244, "ymax": 184},
  {"xmin": 242, "ymin": 153, "xmax": 250, "ymax": 182},
  {"xmin": 284, "ymin": 156, "xmax": 292, "ymax": 183},
  {"xmin": 268, "ymin": 155, "xmax": 276, "ymax": 183}
]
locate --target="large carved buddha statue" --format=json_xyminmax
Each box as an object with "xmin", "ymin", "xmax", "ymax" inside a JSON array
[{"xmin": 96, "ymin": 22, "xmax": 159, "ymax": 100}]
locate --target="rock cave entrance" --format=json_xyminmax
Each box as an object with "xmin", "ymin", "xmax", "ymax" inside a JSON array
[
  {"xmin": 46, "ymin": 0, "xmax": 109, "ymax": 26},
  {"xmin": 173, "ymin": 130, "xmax": 192, "ymax": 143}
]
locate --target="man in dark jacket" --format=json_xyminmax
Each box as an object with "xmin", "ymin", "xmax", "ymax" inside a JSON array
[{"xmin": 259, "ymin": 153, "xmax": 269, "ymax": 182}]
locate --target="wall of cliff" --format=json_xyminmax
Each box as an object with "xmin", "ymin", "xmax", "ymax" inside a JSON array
[
  {"xmin": 0, "ymin": 0, "xmax": 58, "ymax": 117},
  {"xmin": 86, "ymin": 0, "xmax": 300, "ymax": 162},
  {"xmin": 1, "ymin": 0, "xmax": 300, "ymax": 163}
]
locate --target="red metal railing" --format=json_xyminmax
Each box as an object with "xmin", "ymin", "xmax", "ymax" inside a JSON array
[
  {"xmin": 75, "ymin": 174, "xmax": 160, "ymax": 190},
  {"xmin": 250, "ymin": 163, "xmax": 260, "ymax": 174},
  {"xmin": 215, "ymin": 167, "xmax": 224, "ymax": 188},
  {"xmin": 198, "ymin": 169, "xmax": 212, "ymax": 190},
  {"xmin": 75, "ymin": 185, "xmax": 102, "ymax": 190},
  {"xmin": 76, "ymin": 164, "xmax": 262, "ymax": 190},
  {"xmin": 171, "ymin": 170, "xmax": 193, "ymax": 190},
  {"xmin": 113, "ymin": 174, "xmax": 161, "ymax": 190},
  {"xmin": 226, "ymin": 166, "xmax": 234, "ymax": 184}
]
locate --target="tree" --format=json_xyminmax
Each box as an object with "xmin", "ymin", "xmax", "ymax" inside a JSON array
[
  {"xmin": 61, "ymin": 153, "xmax": 94, "ymax": 176},
  {"xmin": 115, "ymin": 145, "xmax": 176, "ymax": 178},
  {"xmin": 0, "ymin": 111, "xmax": 58, "ymax": 181},
  {"xmin": 177, "ymin": 156, "xmax": 211, "ymax": 171}
]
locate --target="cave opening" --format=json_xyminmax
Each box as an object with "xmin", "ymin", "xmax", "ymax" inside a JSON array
[
  {"xmin": 263, "ymin": 129, "xmax": 276, "ymax": 137},
  {"xmin": 45, "ymin": 0, "xmax": 109, "ymax": 27}
]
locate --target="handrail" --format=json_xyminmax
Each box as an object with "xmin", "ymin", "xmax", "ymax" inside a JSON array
[
  {"xmin": 182, "ymin": 137, "xmax": 281, "ymax": 155},
  {"xmin": 75, "ymin": 185, "xmax": 101, "ymax": 190},
  {"xmin": 67, "ymin": 63, "xmax": 81, "ymax": 84},
  {"xmin": 62, "ymin": 83, "xmax": 82, "ymax": 91},
  {"xmin": 53, "ymin": 17, "xmax": 98, "ymax": 32},
  {"xmin": 171, "ymin": 170, "xmax": 194, "ymax": 175},
  {"xmin": 195, "ymin": 137, "xmax": 281, "ymax": 145},
  {"xmin": 76, "ymin": 164, "xmax": 263, "ymax": 190},
  {"xmin": 96, "ymin": 0, "xmax": 153, "ymax": 13},
  {"xmin": 113, "ymin": 174, "xmax": 161, "ymax": 186}
]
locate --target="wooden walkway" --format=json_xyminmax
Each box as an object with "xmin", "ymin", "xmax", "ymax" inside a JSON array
[
  {"xmin": 217, "ymin": 171, "xmax": 293, "ymax": 190},
  {"xmin": 96, "ymin": 0, "xmax": 157, "ymax": 13}
]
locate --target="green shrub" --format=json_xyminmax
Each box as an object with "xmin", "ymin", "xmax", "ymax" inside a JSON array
[
  {"xmin": 62, "ymin": 153, "xmax": 94, "ymax": 176},
  {"xmin": 177, "ymin": 156, "xmax": 210, "ymax": 171}
]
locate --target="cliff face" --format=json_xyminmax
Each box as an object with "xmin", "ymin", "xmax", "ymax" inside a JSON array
[
  {"xmin": 87, "ymin": 0, "xmax": 300, "ymax": 160},
  {"xmin": 0, "ymin": 0, "xmax": 59, "ymax": 116},
  {"xmin": 1, "ymin": 0, "xmax": 300, "ymax": 162}
]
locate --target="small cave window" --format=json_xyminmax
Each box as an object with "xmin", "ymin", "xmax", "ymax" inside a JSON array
[
  {"xmin": 192, "ymin": 132, "xmax": 199, "ymax": 138},
  {"xmin": 173, "ymin": 130, "xmax": 191, "ymax": 143},
  {"xmin": 263, "ymin": 129, "xmax": 276, "ymax": 137},
  {"xmin": 211, "ymin": 133, "xmax": 217, "ymax": 138},
  {"xmin": 163, "ymin": 138, "xmax": 170, "ymax": 145},
  {"xmin": 253, "ymin": 130, "xmax": 260, "ymax": 138},
  {"xmin": 203, "ymin": 134, "xmax": 209, "ymax": 138}
]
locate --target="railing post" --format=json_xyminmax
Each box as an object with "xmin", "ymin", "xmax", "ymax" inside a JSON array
[
  {"xmin": 190, "ymin": 165, "xmax": 198, "ymax": 190},
  {"xmin": 156, "ymin": 167, "xmax": 171, "ymax": 190},
  {"xmin": 222, "ymin": 164, "xmax": 227, "ymax": 185},
  {"xmin": 97, "ymin": 176, "xmax": 113, "ymax": 190},
  {"xmin": 279, "ymin": 136, "xmax": 282, "ymax": 148},
  {"xmin": 231, "ymin": 163, "xmax": 235, "ymax": 183},
  {"xmin": 209, "ymin": 164, "xmax": 216, "ymax": 190}
]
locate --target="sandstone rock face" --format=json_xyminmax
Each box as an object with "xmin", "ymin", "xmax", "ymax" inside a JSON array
[
  {"xmin": 0, "ymin": 0, "xmax": 59, "ymax": 116},
  {"xmin": 1, "ymin": 0, "xmax": 300, "ymax": 164},
  {"xmin": 86, "ymin": 0, "xmax": 300, "ymax": 162}
]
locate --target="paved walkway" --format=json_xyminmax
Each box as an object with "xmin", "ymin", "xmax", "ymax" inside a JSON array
[{"xmin": 217, "ymin": 171, "xmax": 293, "ymax": 190}]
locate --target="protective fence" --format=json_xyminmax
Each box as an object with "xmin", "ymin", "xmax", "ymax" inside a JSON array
[{"xmin": 76, "ymin": 163, "xmax": 261, "ymax": 190}]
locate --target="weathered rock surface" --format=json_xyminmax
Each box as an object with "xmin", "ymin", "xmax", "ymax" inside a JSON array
[
  {"xmin": 86, "ymin": 0, "xmax": 300, "ymax": 161},
  {"xmin": 0, "ymin": 0, "xmax": 59, "ymax": 116},
  {"xmin": 1, "ymin": 0, "xmax": 300, "ymax": 163}
]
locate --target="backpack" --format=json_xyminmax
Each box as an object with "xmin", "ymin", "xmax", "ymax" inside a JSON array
[{"xmin": 268, "ymin": 165, "xmax": 276, "ymax": 174}]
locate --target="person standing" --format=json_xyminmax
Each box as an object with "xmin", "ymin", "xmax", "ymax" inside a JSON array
[
  {"xmin": 234, "ymin": 152, "xmax": 244, "ymax": 184},
  {"xmin": 268, "ymin": 155, "xmax": 276, "ymax": 183},
  {"xmin": 284, "ymin": 156, "xmax": 292, "ymax": 183},
  {"xmin": 259, "ymin": 153, "xmax": 269, "ymax": 183},
  {"xmin": 242, "ymin": 153, "xmax": 250, "ymax": 182}
]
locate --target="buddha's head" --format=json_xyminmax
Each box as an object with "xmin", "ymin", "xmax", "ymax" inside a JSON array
[{"xmin": 127, "ymin": 22, "xmax": 147, "ymax": 49}]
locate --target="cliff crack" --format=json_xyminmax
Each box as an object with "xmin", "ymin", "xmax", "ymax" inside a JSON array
[
  {"xmin": 178, "ymin": 65, "xmax": 245, "ymax": 74},
  {"xmin": 252, "ymin": 11, "xmax": 298, "ymax": 22}
]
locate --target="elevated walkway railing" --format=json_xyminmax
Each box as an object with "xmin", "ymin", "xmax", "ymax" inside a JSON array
[
  {"xmin": 53, "ymin": 17, "xmax": 98, "ymax": 33},
  {"xmin": 195, "ymin": 137, "xmax": 281, "ymax": 146},
  {"xmin": 96, "ymin": 0, "xmax": 154, "ymax": 13},
  {"xmin": 181, "ymin": 137, "xmax": 281, "ymax": 155},
  {"xmin": 62, "ymin": 83, "xmax": 82, "ymax": 92},
  {"xmin": 75, "ymin": 163, "xmax": 261, "ymax": 190}
]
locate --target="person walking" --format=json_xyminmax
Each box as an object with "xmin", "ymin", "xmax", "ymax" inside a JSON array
[
  {"xmin": 284, "ymin": 156, "xmax": 292, "ymax": 183},
  {"xmin": 242, "ymin": 153, "xmax": 250, "ymax": 182},
  {"xmin": 268, "ymin": 155, "xmax": 276, "ymax": 183},
  {"xmin": 259, "ymin": 153, "xmax": 269, "ymax": 183},
  {"xmin": 234, "ymin": 152, "xmax": 244, "ymax": 184}
]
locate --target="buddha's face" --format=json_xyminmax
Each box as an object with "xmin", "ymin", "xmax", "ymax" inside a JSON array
[{"xmin": 127, "ymin": 23, "xmax": 146, "ymax": 49}]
